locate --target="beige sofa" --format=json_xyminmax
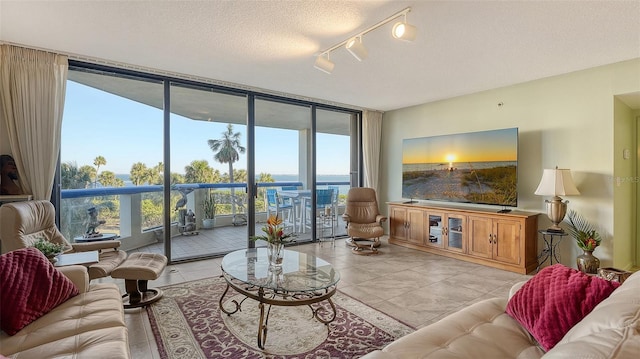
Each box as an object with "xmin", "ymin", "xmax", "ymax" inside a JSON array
[
  {"xmin": 362, "ymin": 269, "xmax": 640, "ymax": 359},
  {"xmin": 0, "ymin": 265, "xmax": 130, "ymax": 359}
]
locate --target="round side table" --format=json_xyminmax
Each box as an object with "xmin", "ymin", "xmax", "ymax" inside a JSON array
[{"xmin": 536, "ymin": 230, "xmax": 568, "ymax": 272}]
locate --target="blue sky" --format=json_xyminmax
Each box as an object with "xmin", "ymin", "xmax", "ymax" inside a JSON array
[{"xmin": 62, "ymin": 82, "xmax": 349, "ymax": 176}]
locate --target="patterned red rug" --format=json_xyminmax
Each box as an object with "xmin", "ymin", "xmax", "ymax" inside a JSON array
[{"xmin": 146, "ymin": 276, "xmax": 414, "ymax": 358}]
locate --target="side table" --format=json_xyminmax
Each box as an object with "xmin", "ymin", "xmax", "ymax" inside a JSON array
[{"xmin": 536, "ymin": 230, "xmax": 568, "ymax": 272}]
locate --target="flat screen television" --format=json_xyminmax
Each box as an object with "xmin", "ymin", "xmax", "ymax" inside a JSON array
[{"xmin": 402, "ymin": 127, "xmax": 518, "ymax": 208}]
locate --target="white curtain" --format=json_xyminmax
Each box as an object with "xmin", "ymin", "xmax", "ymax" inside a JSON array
[
  {"xmin": 362, "ymin": 110, "xmax": 383, "ymax": 192},
  {"xmin": 0, "ymin": 45, "xmax": 68, "ymax": 200}
]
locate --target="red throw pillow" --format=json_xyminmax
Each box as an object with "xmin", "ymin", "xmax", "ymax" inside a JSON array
[
  {"xmin": 506, "ymin": 264, "xmax": 620, "ymax": 351},
  {"xmin": 0, "ymin": 247, "xmax": 79, "ymax": 335}
]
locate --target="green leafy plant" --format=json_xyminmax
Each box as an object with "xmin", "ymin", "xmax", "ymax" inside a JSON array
[
  {"xmin": 201, "ymin": 191, "xmax": 217, "ymax": 219},
  {"xmin": 32, "ymin": 238, "xmax": 65, "ymax": 257},
  {"xmin": 565, "ymin": 210, "xmax": 602, "ymax": 251}
]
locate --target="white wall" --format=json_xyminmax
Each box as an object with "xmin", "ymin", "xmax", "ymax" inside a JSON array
[{"xmin": 381, "ymin": 59, "xmax": 640, "ymax": 270}]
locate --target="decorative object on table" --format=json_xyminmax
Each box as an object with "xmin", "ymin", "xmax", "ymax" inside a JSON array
[
  {"xmin": 0, "ymin": 154, "xmax": 23, "ymax": 195},
  {"xmin": 146, "ymin": 276, "xmax": 413, "ymax": 357},
  {"xmin": 250, "ymin": 215, "xmax": 295, "ymax": 268},
  {"xmin": 534, "ymin": 167, "xmax": 580, "ymax": 232},
  {"xmin": 83, "ymin": 207, "xmax": 106, "ymax": 238},
  {"xmin": 565, "ymin": 209, "xmax": 601, "ymax": 274},
  {"xmin": 201, "ymin": 190, "xmax": 217, "ymax": 229},
  {"xmin": 31, "ymin": 238, "xmax": 65, "ymax": 263},
  {"xmin": 597, "ymin": 267, "xmax": 632, "ymax": 284}
]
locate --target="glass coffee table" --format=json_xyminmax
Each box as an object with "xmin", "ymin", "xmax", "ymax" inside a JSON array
[{"xmin": 220, "ymin": 248, "xmax": 340, "ymax": 349}]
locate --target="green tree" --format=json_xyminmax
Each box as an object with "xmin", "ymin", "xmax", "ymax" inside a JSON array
[
  {"xmin": 208, "ymin": 124, "xmax": 245, "ymax": 216},
  {"xmin": 61, "ymin": 161, "xmax": 92, "ymax": 189},
  {"xmin": 98, "ymin": 170, "xmax": 124, "ymax": 187},
  {"xmin": 130, "ymin": 162, "xmax": 149, "ymax": 186},
  {"xmin": 148, "ymin": 162, "xmax": 164, "ymax": 185},
  {"xmin": 93, "ymin": 156, "xmax": 106, "ymax": 188},
  {"xmin": 184, "ymin": 160, "xmax": 216, "ymax": 184},
  {"xmin": 171, "ymin": 172, "xmax": 185, "ymax": 184}
]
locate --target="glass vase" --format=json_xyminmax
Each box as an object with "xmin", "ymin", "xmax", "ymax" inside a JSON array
[
  {"xmin": 576, "ymin": 250, "xmax": 600, "ymax": 274},
  {"xmin": 267, "ymin": 241, "xmax": 284, "ymax": 268}
]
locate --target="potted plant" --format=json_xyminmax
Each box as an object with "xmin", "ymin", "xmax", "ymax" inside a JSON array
[
  {"xmin": 32, "ymin": 238, "xmax": 65, "ymax": 263},
  {"xmin": 201, "ymin": 191, "xmax": 217, "ymax": 229},
  {"xmin": 565, "ymin": 210, "xmax": 602, "ymax": 273}
]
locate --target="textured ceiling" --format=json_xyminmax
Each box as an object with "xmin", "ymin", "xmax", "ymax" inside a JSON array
[{"xmin": 1, "ymin": 1, "xmax": 639, "ymax": 111}]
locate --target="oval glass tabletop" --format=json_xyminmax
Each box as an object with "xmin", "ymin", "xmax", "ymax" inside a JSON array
[{"xmin": 221, "ymin": 248, "xmax": 340, "ymax": 292}]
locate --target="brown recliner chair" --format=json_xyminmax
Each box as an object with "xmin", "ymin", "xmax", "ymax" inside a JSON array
[
  {"xmin": 342, "ymin": 187, "xmax": 387, "ymax": 255},
  {"xmin": 0, "ymin": 200, "xmax": 127, "ymax": 280}
]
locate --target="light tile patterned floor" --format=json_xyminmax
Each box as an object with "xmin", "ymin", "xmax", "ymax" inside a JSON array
[{"xmin": 107, "ymin": 237, "xmax": 532, "ymax": 358}]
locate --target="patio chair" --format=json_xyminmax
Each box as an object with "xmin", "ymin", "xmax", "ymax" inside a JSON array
[
  {"xmin": 265, "ymin": 189, "xmax": 294, "ymax": 230},
  {"xmin": 342, "ymin": 187, "xmax": 387, "ymax": 255},
  {"xmin": 0, "ymin": 200, "xmax": 127, "ymax": 280}
]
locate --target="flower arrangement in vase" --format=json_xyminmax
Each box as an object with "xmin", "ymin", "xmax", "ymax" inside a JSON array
[
  {"xmin": 565, "ymin": 210, "xmax": 601, "ymax": 273},
  {"xmin": 250, "ymin": 215, "xmax": 295, "ymax": 268}
]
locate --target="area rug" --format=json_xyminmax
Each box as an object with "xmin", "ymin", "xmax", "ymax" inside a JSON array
[{"xmin": 146, "ymin": 276, "xmax": 414, "ymax": 359}]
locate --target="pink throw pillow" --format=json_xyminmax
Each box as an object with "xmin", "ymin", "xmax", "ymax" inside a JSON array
[
  {"xmin": 0, "ymin": 248, "xmax": 79, "ymax": 335},
  {"xmin": 506, "ymin": 264, "xmax": 620, "ymax": 351}
]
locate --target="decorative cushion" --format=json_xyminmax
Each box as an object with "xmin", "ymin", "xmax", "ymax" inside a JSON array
[
  {"xmin": 0, "ymin": 247, "xmax": 79, "ymax": 335},
  {"xmin": 506, "ymin": 264, "xmax": 620, "ymax": 351}
]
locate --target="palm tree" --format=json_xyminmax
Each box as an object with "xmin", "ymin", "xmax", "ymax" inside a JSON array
[
  {"xmin": 93, "ymin": 156, "xmax": 106, "ymax": 188},
  {"xmin": 130, "ymin": 162, "xmax": 149, "ymax": 186},
  {"xmin": 61, "ymin": 161, "xmax": 92, "ymax": 189},
  {"xmin": 184, "ymin": 160, "xmax": 216, "ymax": 184},
  {"xmin": 208, "ymin": 124, "xmax": 245, "ymax": 217}
]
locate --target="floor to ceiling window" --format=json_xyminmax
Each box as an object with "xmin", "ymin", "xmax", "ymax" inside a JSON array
[
  {"xmin": 60, "ymin": 61, "xmax": 360, "ymax": 262},
  {"xmin": 168, "ymin": 83, "xmax": 247, "ymax": 259},
  {"xmin": 60, "ymin": 70, "xmax": 164, "ymax": 251}
]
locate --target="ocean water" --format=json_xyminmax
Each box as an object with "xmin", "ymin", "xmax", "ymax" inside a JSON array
[{"xmin": 403, "ymin": 161, "xmax": 516, "ymax": 172}]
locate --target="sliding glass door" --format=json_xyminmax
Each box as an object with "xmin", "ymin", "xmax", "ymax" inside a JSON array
[{"xmin": 168, "ymin": 83, "xmax": 247, "ymax": 260}]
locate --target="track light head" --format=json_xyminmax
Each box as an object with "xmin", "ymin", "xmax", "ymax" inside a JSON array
[
  {"xmin": 314, "ymin": 54, "xmax": 335, "ymax": 74},
  {"xmin": 345, "ymin": 37, "xmax": 368, "ymax": 61},
  {"xmin": 392, "ymin": 21, "xmax": 417, "ymax": 41}
]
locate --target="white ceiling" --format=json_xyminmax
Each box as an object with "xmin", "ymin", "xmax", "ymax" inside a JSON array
[{"xmin": 1, "ymin": 0, "xmax": 639, "ymax": 112}]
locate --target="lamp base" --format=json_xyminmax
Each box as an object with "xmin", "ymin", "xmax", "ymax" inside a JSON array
[{"xmin": 545, "ymin": 196, "xmax": 568, "ymax": 232}]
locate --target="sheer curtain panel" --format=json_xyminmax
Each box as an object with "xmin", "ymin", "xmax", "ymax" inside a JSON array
[
  {"xmin": 362, "ymin": 110, "xmax": 382, "ymax": 192},
  {"xmin": 0, "ymin": 45, "xmax": 68, "ymax": 200}
]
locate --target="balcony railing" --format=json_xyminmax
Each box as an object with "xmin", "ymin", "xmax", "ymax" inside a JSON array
[{"xmin": 60, "ymin": 181, "xmax": 348, "ymax": 252}]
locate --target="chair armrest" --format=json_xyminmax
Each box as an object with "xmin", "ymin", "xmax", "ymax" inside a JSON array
[
  {"xmin": 509, "ymin": 280, "xmax": 528, "ymax": 299},
  {"xmin": 72, "ymin": 240, "xmax": 121, "ymax": 252},
  {"xmin": 376, "ymin": 215, "xmax": 388, "ymax": 224},
  {"xmin": 57, "ymin": 265, "xmax": 90, "ymax": 293}
]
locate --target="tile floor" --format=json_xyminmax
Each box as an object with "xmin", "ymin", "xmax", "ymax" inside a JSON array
[{"xmin": 104, "ymin": 236, "xmax": 532, "ymax": 358}]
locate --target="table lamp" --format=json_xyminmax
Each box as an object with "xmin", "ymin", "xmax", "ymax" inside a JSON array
[{"xmin": 534, "ymin": 167, "xmax": 580, "ymax": 233}]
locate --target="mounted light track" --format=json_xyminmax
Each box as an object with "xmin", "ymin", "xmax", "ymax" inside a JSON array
[{"xmin": 313, "ymin": 7, "xmax": 416, "ymax": 73}]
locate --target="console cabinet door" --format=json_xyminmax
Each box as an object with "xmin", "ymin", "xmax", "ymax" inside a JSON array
[
  {"xmin": 444, "ymin": 214, "xmax": 465, "ymax": 253},
  {"xmin": 468, "ymin": 216, "xmax": 492, "ymax": 259},
  {"xmin": 389, "ymin": 206, "xmax": 408, "ymax": 241},
  {"xmin": 406, "ymin": 209, "xmax": 425, "ymax": 244},
  {"xmin": 493, "ymin": 218, "xmax": 521, "ymax": 265},
  {"xmin": 425, "ymin": 212, "xmax": 444, "ymax": 248}
]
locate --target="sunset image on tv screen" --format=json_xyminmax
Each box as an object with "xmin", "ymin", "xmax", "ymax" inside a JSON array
[{"xmin": 402, "ymin": 128, "xmax": 518, "ymax": 207}]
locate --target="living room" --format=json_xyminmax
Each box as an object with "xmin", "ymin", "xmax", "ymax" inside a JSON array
[{"xmin": 1, "ymin": 1, "xmax": 640, "ymax": 358}]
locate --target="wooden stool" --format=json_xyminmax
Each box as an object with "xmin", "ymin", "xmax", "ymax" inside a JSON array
[{"xmin": 111, "ymin": 252, "xmax": 167, "ymax": 308}]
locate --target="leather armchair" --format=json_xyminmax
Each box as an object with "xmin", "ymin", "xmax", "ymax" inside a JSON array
[
  {"xmin": 0, "ymin": 200, "xmax": 126, "ymax": 280},
  {"xmin": 342, "ymin": 187, "xmax": 387, "ymax": 255}
]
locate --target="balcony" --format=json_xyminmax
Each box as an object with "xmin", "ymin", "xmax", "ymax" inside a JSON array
[{"xmin": 60, "ymin": 182, "xmax": 348, "ymax": 261}]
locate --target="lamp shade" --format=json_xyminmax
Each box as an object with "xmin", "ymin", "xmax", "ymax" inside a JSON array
[{"xmin": 534, "ymin": 168, "xmax": 580, "ymax": 196}]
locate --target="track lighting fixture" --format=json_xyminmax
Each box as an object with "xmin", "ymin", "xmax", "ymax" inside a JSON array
[
  {"xmin": 314, "ymin": 7, "xmax": 416, "ymax": 73},
  {"xmin": 346, "ymin": 37, "xmax": 368, "ymax": 61},
  {"xmin": 314, "ymin": 54, "xmax": 335, "ymax": 74},
  {"xmin": 392, "ymin": 13, "xmax": 417, "ymax": 41}
]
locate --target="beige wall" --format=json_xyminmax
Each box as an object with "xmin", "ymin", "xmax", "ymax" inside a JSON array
[{"xmin": 381, "ymin": 59, "xmax": 640, "ymax": 270}]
